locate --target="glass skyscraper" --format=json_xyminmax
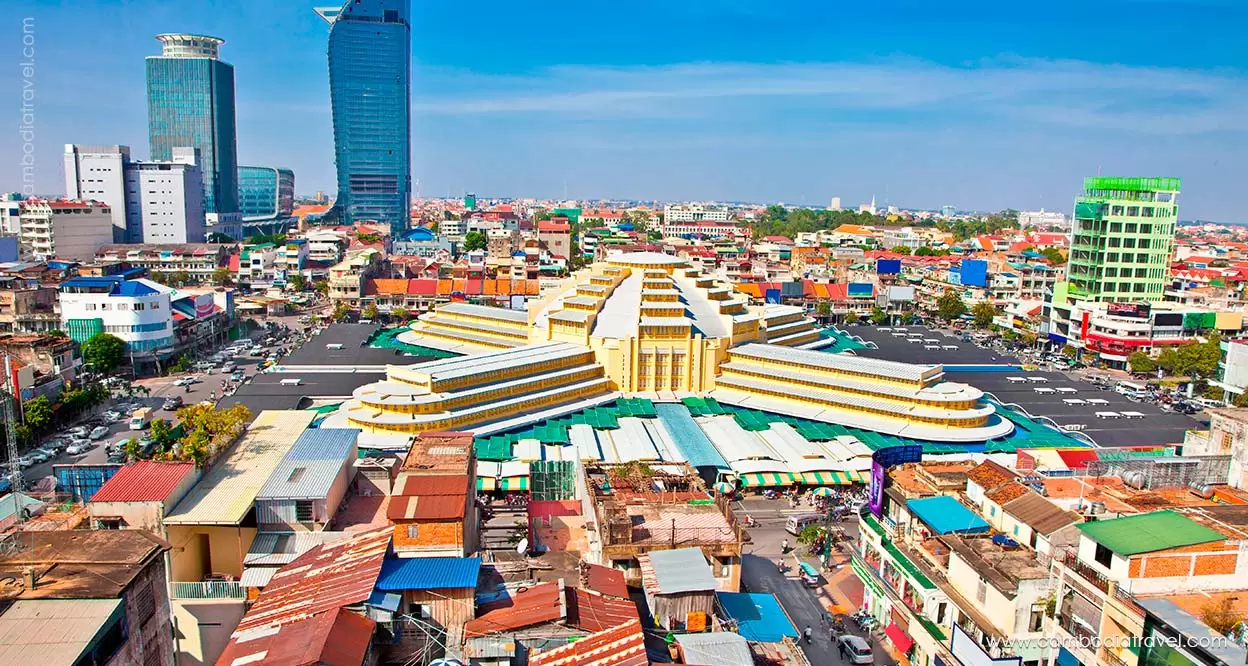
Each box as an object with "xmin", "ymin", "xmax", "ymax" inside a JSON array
[
  {"xmin": 238, "ymin": 166, "xmax": 295, "ymax": 221},
  {"xmin": 316, "ymin": 0, "xmax": 411, "ymax": 235},
  {"xmin": 146, "ymin": 33, "xmax": 239, "ymax": 215}
]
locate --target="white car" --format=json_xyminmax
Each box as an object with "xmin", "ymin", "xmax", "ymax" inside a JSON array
[
  {"xmin": 65, "ymin": 442, "xmax": 91, "ymax": 455},
  {"xmin": 89, "ymin": 426, "xmax": 110, "ymax": 441},
  {"xmin": 27, "ymin": 450, "xmax": 48, "ymax": 464},
  {"xmin": 65, "ymin": 426, "xmax": 88, "ymax": 438},
  {"xmin": 104, "ymin": 410, "xmax": 124, "ymax": 422},
  {"xmin": 15, "ymin": 455, "xmax": 34, "ymax": 468},
  {"xmin": 173, "ymin": 376, "xmax": 200, "ymax": 387},
  {"xmin": 221, "ymin": 362, "xmax": 237, "ymax": 373},
  {"xmin": 837, "ymin": 635, "xmax": 874, "ymax": 665}
]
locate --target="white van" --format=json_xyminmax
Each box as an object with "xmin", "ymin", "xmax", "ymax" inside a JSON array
[
  {"xmin": 1114, "ymin": 381, "xmax": 1147, "ymax": 397},
  {"xmin": 785, "ymin": 513, "xmax": 824, "ymax": 536}
]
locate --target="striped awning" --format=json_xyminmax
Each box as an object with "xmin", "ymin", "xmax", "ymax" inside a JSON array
[
  {"xmin": 850, "ymin": 470, "xmax": 870, "ymax": 483},
  {"xmin": 801, "ymin": 471, "xmax": 854, "ymax": 485},
  {"xmin": 477, "ymin": 476, "xmax": 497, "ymax": 492},
  {"xmin": 740, "ymin": 472, "xmax": 797, "ymax": 488},
  {"xmin": 500, "ymin": 476, "xmax": 529, "ymax": 492}
]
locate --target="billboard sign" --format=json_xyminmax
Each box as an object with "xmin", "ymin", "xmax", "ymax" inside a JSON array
[
  {"xmin": 765, "ymin": 289, "xmax": 782, "ymax": 304},
  {"xmin": 876, "ymin": 259, "xmax": 902, "ymax": 275},
  {"xmin": 848, "ymin": 282, "xmax": 874, "ymax": 298},
  {"xmin": 868, "ymin": 445, "xmax": 923, "ymax": 518},
  {"xmin": 951, "ymin": 624, "xmax": 1022, "ymax": 666},
  {"xmin": 194, "ymin": 293, "xmax": 215, "ymax": 318},
  {"xmin": 1107, "ymin": 302, "xmax": 1151, "ymax": 320}
]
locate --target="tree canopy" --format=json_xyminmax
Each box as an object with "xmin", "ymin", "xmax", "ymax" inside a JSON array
[
  {"xmin": 82, "ymin": 332, "xmax": 126, "ymax": 375},
  {"xmin": 936, "ymin": 289, "xmax": 968, "ymax": 322},
  {"xmin": 1039, "ymin": 247, "xmax": 1066, "ymax": 265},
  {"xmin": 971, "ymin": 301, "xmax": 997, "ymax": 329},
  {"xmin": 463, "ymin": 231, "xmax": 487, "ymax": 252},
  {"xmin": 1156, "ymin": 335, "xmax": 1221, "ymax": 379},
  {"xmin": 750, "ymin": 206, "xmax": 891, "ymax": 239},
  {"xmin": 1128, "ymin": 351, "xmax": 1157, "ymax": 375}
]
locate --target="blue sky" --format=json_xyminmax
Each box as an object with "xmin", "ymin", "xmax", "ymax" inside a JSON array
[{"xmin": 4, "ymin": 0, "xmax": 1247, "ymax": 219}]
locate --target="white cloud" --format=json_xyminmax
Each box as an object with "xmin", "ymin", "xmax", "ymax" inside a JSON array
[{"xmin": 412, "ymin": 57, "xmax": 1248, "ymax": 135}]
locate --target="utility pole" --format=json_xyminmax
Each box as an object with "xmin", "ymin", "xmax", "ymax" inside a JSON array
[{"xmin": 4, "ymin": 355, "xmax": 24, "ymax": 503}]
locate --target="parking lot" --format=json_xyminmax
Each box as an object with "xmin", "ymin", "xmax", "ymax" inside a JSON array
[{"xmin": 847, "ymin": 325, "xmax": 1021, "ymax": 366}]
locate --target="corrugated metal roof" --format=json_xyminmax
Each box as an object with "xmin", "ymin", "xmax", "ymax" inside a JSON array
[
  {"xmin": 165, "ymin": 410, "xmax": 316, "ymax": 525},
  {"xmin": 674, "ymin": 632, "xmax": 753, "ymax": 666},
  {"xmin": 231, "ymin": 527, "xmax": 390, "ymax": 636},
  {"xmin": 240, "ymin": 566, "xmax": 278, "ymax": 589},
  {"xmin": 1077, "ymin": 510, "xmax": 1225, "ymax": 556},
  {"xmin": 218, "ymin": 607, "xmax": 375, "ymax": 666},
  {"xmin": 582, "ymin": 563, "xmax": 629, "ymax": 599},
  {"xmin": 0, "ymin": 598, "xmax": 123, "ymax": 666},
  {"xmin": 642, "ymin": 548, "xmax": 716, "ymax": 594},
  {"xmin": 257, "ymin": 427, "xmax": 359, "ymax": 500},
  {"xmin": 375, "ymin": 556, "xmax": 481, "ymax": 591},
  {"xmin": 386, "ymin": 494, "xmax": 465, "ymax": 521},
  {"xmin": 244, "ymin": 532, "xmax": 350, "ymax": 566},
  {"xmin": 465, "ymin": 581, "xmax": 565, "ymax": 637},
  {"xmin": 395, "ymin": 474, "xmax": 469, "ymax": 496},
  {"xmin": 567, "ymin": 587, "xmax": 639, "ymax": 633},
  {"xmin": 89, "ymin": 461, "xmax": 196, "ymax": 503},
  {"xmin": 529, "ymin": 619, "xmax": 647, "ymax": 666}
]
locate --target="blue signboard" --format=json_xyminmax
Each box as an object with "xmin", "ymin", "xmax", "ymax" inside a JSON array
[
  {"xmin": 876, "ymin": 259, "xmax": 901, "ymax": 275},
  {"xmin": 868, "ymin": 445, "xmax": 923, "ymax": 517},
  {"xmin": 847, "ymin": 282, "xmax": 874, "ymax": 298},
  {"xmin": 54, "ymin": 463, "xmax": 124, "ymax": 502},
  {"xmin": 959, "ymin": 259, "xmax": 988, "ymax": 287},
  {"xmin": 765, "ymin": 289, "xmax": 782, "ymax": 304}
]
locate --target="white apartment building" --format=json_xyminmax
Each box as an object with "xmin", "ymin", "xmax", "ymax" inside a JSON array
[
  {"xmin": 63, "ymin": 144, "xmax": 130, "ymax": 241},
  {"xmin": 0, "ymin": 195, "xmax": 21, "ymax": 236},
  {"xmin": 19, "ymin": 199, "xmax": 115, "ymax": 262},
  {"xmin": 1018, "ymin": 209, "xmax": 1068, "ymax": 228},
  {"xmin": 65, "ymin": 144, "xmax": 207, "ymax": 243},
  {"xmin": 239, "ymin": 244, "xmax": 278, "ymax": 286},
  {"xmin": 662, "ymin": 204, "xmax": 730, "ymax": 224},
  {"xmin": 59, "ymin": 276, "xmax": 174, "ymax": 354},
  {"xmin": 440, "ymin": 217, "xmax": 466, "ymax": 237},
  {"xmin": 303, "ymin": 230, "xmax": 346, "ymax": 264}
]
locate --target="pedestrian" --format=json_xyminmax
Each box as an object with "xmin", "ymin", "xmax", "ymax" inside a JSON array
[
  {"xmin": 804, "ymin": 625, "xmax": 812, "ymax": 644},
  {"xmin": 781, "ymin": 538, "xmax": 789, "ymax": 553}
]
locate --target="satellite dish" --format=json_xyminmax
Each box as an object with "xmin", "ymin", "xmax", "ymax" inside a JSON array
[{"xmin": 516, "ymin": 538, "xmax": 529, "ymax": 555}]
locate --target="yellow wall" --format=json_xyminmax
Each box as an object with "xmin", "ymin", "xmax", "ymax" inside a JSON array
[
  {"xmin": 172, "ymin": 598, "xmax": 247, "ymax": 666},
  {"xmin": 167, "ymin": 524, "xmax": 257, "ymax": 582}
]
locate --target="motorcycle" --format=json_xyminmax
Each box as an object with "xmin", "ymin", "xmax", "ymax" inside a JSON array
[
  {"xmin": 762, "ymin": 489, "xmax": 780, "ymax": 500},
  {"xmin": 742, "ymin": 515, "xmax": 757, "ymax": 527}
]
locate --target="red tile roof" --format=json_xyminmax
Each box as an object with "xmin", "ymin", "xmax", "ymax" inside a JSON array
[
  {"xmin": 465, "ymin": 581, "xmax": 565, "ymax": 637},
  {"xmin": 538, "ymin": 220, "xmax": 572, "ymax": 232},
  {"xmin": 529, "ymin": 619, "xmax": 648, "ymax": 666},
  {"xmin": 89, "ymin": 461, "xmax": 196, "ymax": 503},
  {"xmin": 966, "ymin": 460, "xmax": 1017, "ymax": 491},
  {"xmin": 215, "ymin": 607, "xmax": 375, "ymax": 666},
  {"xmin": 232, "ymin": 527, "xmax": 391, "ymax": 635}
]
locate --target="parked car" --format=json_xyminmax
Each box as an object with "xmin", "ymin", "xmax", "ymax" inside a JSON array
[
  {"xmin": 35, "ymin": 446, "xmax": 59, "ymax": 460},
  {"xmin": 27, "ymin": 450, "xmax": 48, "ymax": 464},
  {"xmin": 231, "ymin": 370, "xmax": 246, "ymax": 381},
  {"xmin": 66, "ymin": 442, "xmax": 91, "ymax": 455},
  {"xmin": 162, "ymin": 396, "xmax": 184, "ymax": 411},
  {"xmin": 221, "ymin": 362, "xmax": 237, "ymax": 374},
  {"xmin": 89, "ymin": 426, "xmax": 110, "ymax": 441},
  {"xmin": 65, "ymin": 426, "xmax": 88, "ymax": 438},
  {"xmin": 41, "ymin": 439, "xmax": 66, "ymax": 454},
  {"xmin": 104, "ymin": 410, "xmax": 124, "ymax": 422},
  {"xmin": 15, "ymin": 455, "xmax": 34, "ymax": 468},
  {"xmin": 837, "ymin": 635, "xmax": 874, "ymax": 665},
  {"xmin": 107, "ymin": 451, "xmax": 127, "ymax": 463}
]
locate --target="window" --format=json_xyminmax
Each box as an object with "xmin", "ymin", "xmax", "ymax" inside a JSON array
[
  {"xmin": 1107, "ymin": 253, "xmax": 1119, "ymax": 262},
  {"xmin": 407, "ymin": 525, "xmax": 419, "ymax": 539},
  {"xmin": 294, "ymin": 500, "xmax": 314, "ymax": 522},
  {"xmin": 117, "ymin": 303, "xmax": 128, "ymax": 311},
  {"xmin": 976, "ymin": 577, "xmax": 988, "ymax": 603},
  {"xmin": 133, "ymin": 303, "xmax": 145, "ymax": 311},
  {"xmin": 1125, "ymin": 223, "xmax": 1138, "ymax": 233},
  {"xmin": 1094, "ymin": 543, "xmax": 1114, "ymax": 567},
  {"xmin": 1127, "ymin": 206, "xmax": 1140, "ymax": 217},
  {"xmin": 1029, "ymin": 607, "xmax": 1045, "ymax": 632},
  {"xmin": 1110, "ymin": 223, "xmax": 1122, "ymax": 233},
  {"xmin": 1111, "ymin": 205, "xmax": 1124, "ymax": 215},
  {"xmin": 1013, "ymin": 524, "xmax": 1020, "ymax": 536},
  {"xmin": 936, "ymin": 602, "xmax": 947, "ymax": 625},
  {"xmin": 1108, "ymin": 238, "xmax": 1121, "ymax": 248}
]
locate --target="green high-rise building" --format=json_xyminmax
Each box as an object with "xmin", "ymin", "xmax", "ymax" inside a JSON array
[{"xmin": 1066, "ymin": 176, "xmax": 1180, "ymax": 303}]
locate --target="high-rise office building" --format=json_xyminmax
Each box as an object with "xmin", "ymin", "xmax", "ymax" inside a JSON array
[
  {"xmin": 239, "ymin": 166, "xmax": 295, "ymax": 221},
  {"xmin": 65, "ymin": 144, "xmax": 206, "ymax": 243},
  {"xmin": 1065, "ymin": 176, "xmax": 1180, "ymax": 303},
  {"xmin": 316, "ymin": 0, "xmax": 411, "ymax": 235},
  {"xmin": 146, "ymin": 34, "xmax": 239, "ymax": 219}
]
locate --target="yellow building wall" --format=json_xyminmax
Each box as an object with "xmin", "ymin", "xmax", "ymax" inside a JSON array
[{"xmin": 167, "ymin": 525, "xmax": 257, "ymax": 582}]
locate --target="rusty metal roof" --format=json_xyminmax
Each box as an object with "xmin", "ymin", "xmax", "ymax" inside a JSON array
[
  {"xmin": 465, "ymin": 580, "xmax": 566, "ymax": 638},
  {"xmin": 386, "ymin": 494, "xmax": 466, "ymax": 521},
  {"xmin": 566, "ymin": 587, "xmax": 639, "ymax": 633},
  {"xmin": 528, "ymin": 618, "xmax": 648, "ymax": 666},
  {"xmin": 581, "ymin": 563, "xmax": 628, "ymax": 599},
  {"xmin": 401, "ymin": 431, "xmax": 473, "ymax": 474},
  {"xmin": 231, "ymin": 527, "xmax": 391, "ymax": 636},
  {"xmin": 216, "ymin": 607, "xmax": 375, "ymax": 666},
  {"xmin": 395, "ymin": 474, "xmax": 469, "ymax": 496}
]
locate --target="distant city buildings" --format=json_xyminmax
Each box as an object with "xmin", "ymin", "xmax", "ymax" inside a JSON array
[
  {"xmin": 145, "ymin": 34, "xmax": 239, "ymax": 223},
  {"xmin": 1018, "ymin": 209, "xmax": 1068, "ymax": 228},
  {"xmin": 238, "ymin": 166, "xmax": 295, "ymax": 221},
  {"xmin": 318, "ymin": 0, "xmax": 411, "ymax": 236},
  {"xmin": 940, "ymin": 205, "xmax": 956, "ymax": 218},
  {"xmin": 829, "ymin": 197, "xmax": 842, "ymax": 210},
  {"xmin": 662, "ymin": 204, "xmax": 729, "ymax": 224},
  {"xmin": 64, "ymin": 144, "xmax": 206, "ymax": 243}
]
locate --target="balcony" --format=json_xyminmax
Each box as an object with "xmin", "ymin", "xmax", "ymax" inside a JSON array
[
  {"xmin": 170, "ymin": 581, "xmax": 245, "ymax": 600},
  {"xmin": 1102, "ymin": 647, "xmax": 1131, "ymax": 666},
  {"xmin": 1058, "ymin": 613, "xmax": 1098, "ymax": 644},
  {"xmin": 1063, "ymin": 551, "xmax": 1111, "ymax": 593}
]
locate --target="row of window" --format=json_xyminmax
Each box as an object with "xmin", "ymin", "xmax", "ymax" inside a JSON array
[
  {"xmin": 81, "ymin": 300, "xmax": 162, "ymax": 312},
  {"xmin": 104, "ymin": 321, "xmax": 170, "ymax": 333}
]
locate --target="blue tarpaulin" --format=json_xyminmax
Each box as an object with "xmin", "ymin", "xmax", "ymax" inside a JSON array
[
  {"xmin": 715, "ymin": 592, "xmax": 798, "ymax": 642},
  {"xmin": 906, "ymin": 496, "xmax": 990, "ymax": 535}
]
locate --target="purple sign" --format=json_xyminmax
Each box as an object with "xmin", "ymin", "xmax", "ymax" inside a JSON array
[{"xmin": 868, "ymin": 459, "xmax": 886, "ymax": 518}]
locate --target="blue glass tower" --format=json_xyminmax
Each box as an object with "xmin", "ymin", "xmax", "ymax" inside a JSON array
[
  {"xmin": 317, "ymin": 0, "xmax": 411, "ymax": 235},
  {"xmin": 238, "ymin": 166, "xmax": 295, "ymax": 221},
  {"xmin": 146, "ymin": 34, "xmax": 239, "ymax": 215}
]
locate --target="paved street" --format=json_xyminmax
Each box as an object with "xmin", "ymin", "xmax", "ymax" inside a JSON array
[{"xmin": 736, "ymin": 497, "xmax": 897, "ymax": 666}]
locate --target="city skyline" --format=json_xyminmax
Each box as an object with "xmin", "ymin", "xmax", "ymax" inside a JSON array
[{"xmin": 3, "ymin": 0, "xmax": 1246, "ymax": 220}]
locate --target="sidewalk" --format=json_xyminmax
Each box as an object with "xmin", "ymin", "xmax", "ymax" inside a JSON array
[{"xmin": 809, "ymin": 552, "xmax": 909, "ymax": 666}]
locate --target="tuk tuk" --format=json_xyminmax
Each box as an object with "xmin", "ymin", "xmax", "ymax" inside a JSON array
[{"xmin": 799, "ymin": 561, "xmax": 820, "ymax": 588}]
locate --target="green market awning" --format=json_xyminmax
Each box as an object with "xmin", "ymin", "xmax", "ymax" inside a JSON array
[
  {"xmin": 477, "ymin": 477, "xmax": 497, "ymax": 492},
  {"xmin": 739, "ymin": 472, "xmax": 796, "ymax": 487},
  {"xmin": 500, "ymin": 476, "xmax": 529, "ymax": 492},
  {"xmin": 801, "ymin": 471, "xmax": 852, "ymax": 485}
]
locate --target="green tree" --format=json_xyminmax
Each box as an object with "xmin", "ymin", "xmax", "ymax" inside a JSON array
[
  {"xmin": 1128, "ymin": 351, "xmax": 1157, "ymax": 375},
  {"xmin": 463, "ymin": 231, "xmax": 487, "ymax": 252},
  {"xmin": 815, "ymin": 301, "xmax": 832, "ymax": 321},
  {"xmin": 168, "ymin": 354, "xmax": 192, "ymax": 374},
  {"xmin": 332, "ymin": 301, "xmax": 350, "ymax": 322},
  {"xmin": 211, "ymin": 266, "xmax": 233, "ymax": 286},
  {"xmin": 46, "ymin": 329, "xmax": 67, "ymax": 338},
  {"xmin": 288, "ymin": 274, "xmax": 308, "ymax": 292},
  {"xmin": 936, "ymin": 289, "xmax": 968, "ymax": 322},
  {"xmin": 175, "ymin": 403, "xmax": 252, "ymax": 467},
  {"xmin": 1039, "ymin": 247, "xmax": 1066, "ymax": 265},
  {"xmin": 124, "ymin": 437, "xmax": 142, "ymax": 461},
  {"xmin": 362, "ymin": 303, "xmax": 379, "ymax": 320},
  {"xmin": 890, "ymin": 246, "xmax": 912, "ymax": 255},
  {"xmin": 391, "ymin": 307, "xmax": 410, "ymax": 323},
  {"xmin": 149, "ymin": 270, "xmax": 169, "ymax": 285},
  {"xmin": 208, "ymin": 232, "xmax": 235, "ymax": 243},
  {"xmin": 149, "ymin": 418, "xmax": 175, "ymax": 450},
  {"xmin": 170, "ymin": 269, "xmax": 192, "ymax": 287},
  {"xmin": 82, "ymin": 332, "xmax": 127, "ymax": 375},
  {"xmin": 869, "ymin": 306, "xmax": 888, "ymax": 325},
  {"xmin": 971, "ymin": 301, "xmax": 997, "ymax": 329},
  {"xmin": 23, "ymin": 395, "xmax": 52, "ymax": 431},
  {"xmin": 247, "ymin": 233, "xmax": 287, "ymax": 245},
  {"xmin": 1157, "ymin": 346, "xmax": 1180, "ymax": 375},
  {"xmin": 797, "ymin": 526, "xmax": 822, "ymax": 545},
  {"xmin": 313, "ymin": 280, "xmax": 329, "ymax": 296},
  {"xmin": 844, "ymin": 311, "xmax": 859, "ymax": 325}
]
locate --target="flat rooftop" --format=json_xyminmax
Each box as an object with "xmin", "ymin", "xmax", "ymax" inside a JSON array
[
  {"xmin": 731, "ymin": 342, "xmax": 939, "ymax": 382},
  {"xmin": 0, "ymin": 530, "xmax": 167, "ymax": 600},
  {"xmin": 219, "ymin": 370, "xmax": 385, "ymax": 414},
  {"xmin": 282, "ymin": 322, "xmax": 445, "ymax": 367},
  {"xmin": 626, "ymin": 503, "xmax": 736, "ymax": 545},
  {"xmin": 954, "ymin": 370, "xmax": 1198, "ymax": 447},
  {"xmin": 849, "ymin": 325, "xmax": 1020, "ymax": 365},
  {"xmin": 941, "ymin": 534, "xmax": 1051, "ymax": 595}
]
